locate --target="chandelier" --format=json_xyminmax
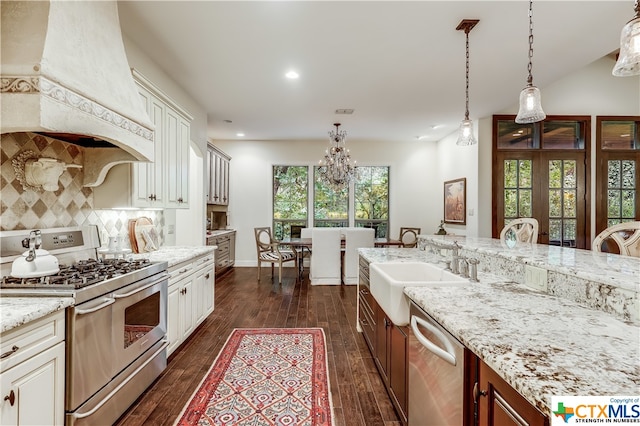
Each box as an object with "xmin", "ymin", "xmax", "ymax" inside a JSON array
[{"xmin": 318, "ymin": 123, "xmax": 356, "ymax": 190}]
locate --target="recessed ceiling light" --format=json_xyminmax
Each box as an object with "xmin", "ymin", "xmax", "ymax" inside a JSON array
[
  {"xmin": 285, "ymin": 70, "xmax": 299, "ymax": 79},
  {"xmin": 430, "ymin": 124, "xmax": 442, "ymax": 130},
  {"xmin": 236, "ymin": 133, "xmax": 245, "ymax": 137},
  {"xmin": 416, "ymin": 135, "xmax": 428, "ymax": 140}
]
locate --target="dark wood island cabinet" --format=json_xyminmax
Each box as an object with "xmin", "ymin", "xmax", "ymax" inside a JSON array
[{"xmin": 358, "ymin": 255, "xmax": 548, "ymax": 426}]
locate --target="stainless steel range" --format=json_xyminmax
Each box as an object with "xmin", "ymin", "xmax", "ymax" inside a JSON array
[{"xmin": 0, "ymin": 226, "xmax": 169, "ymax": 426}]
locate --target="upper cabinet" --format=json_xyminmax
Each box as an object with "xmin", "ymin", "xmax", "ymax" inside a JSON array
[
  {"xmin": 94, "ymin": 70, "xmax": 193, "ymax": 209},
  {"xmin": 207, "ymin": 144, "xmax": 231, "ymax": 206}
]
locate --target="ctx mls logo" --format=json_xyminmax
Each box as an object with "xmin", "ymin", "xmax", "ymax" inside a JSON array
[
  {"xmin": 553, "ymin": 402, "xmax": 575, "ymax": 423},
  {"xmin": 551, "ymin": 396, "xmax": 640, "ymax": 425}
]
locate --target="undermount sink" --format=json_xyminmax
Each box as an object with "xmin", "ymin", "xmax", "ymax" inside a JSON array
[{"xmin": 369, "ymin": 262, "xmax": 468, "ymax": 326}]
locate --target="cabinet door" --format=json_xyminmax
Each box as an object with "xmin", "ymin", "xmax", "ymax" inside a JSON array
[
  {"xmin": 375, "ymin": 305, "xmax": 389, "ymax": 381},
  {"xmin": 181, "ymin": 279, "xmax": 195, "ymax": 338},
  {"xmin": 0, "ymin": 342, "xmax": 65, "ymax": 426},
  {"xmin": 478, "ymin": 360, "xmax": 548, "ymax": 426},
  {"xmin": 228, "ymin": 232, "xmax": 236, "ymax": 266},
  {"xmin": 204, "ymin": 266, "xmax": 215, "ymax": 315},
  {"xmin": 178, "ymin": 117, "xmax": 190, "ymax": 207},
  {"xmin": 165, "ymin": 109, "xmax": 190, "ymax": 208},
  {"xmin": 193, "ymin": 268, "xmax": 206, "ymax": 325},
  {"xmin": 220, "ymin": 157, "xmax": 229, "ymax": 205},
  {"xmin": 389, "ymin": 324, "xmax": 408, "ymax": 422},
  {"xmin": 210, "ymin": 152, "xmax": 220, "ymax": 204},
  {"xmin": 167, "ymin": 283, "xmax": 181, "ymax": 356}
]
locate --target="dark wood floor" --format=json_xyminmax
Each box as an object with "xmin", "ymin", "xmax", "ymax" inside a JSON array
[{"xmin": 115, "ymin": 266, "xmax": 401, "ymax": 426}]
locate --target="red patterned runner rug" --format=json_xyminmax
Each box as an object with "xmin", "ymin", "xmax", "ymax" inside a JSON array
[{"xmin": 174, "ymin": 328, "xmax": 334, "ymax": 426}]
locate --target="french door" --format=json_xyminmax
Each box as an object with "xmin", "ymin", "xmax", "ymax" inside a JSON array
[{"xmin": 492, "ymin": 116, "xmax": 590, "ymax": 249}]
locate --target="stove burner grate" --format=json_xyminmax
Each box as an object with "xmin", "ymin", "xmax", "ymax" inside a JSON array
[{"xmin": 1, "ymin": 257, "xmax": 153, "ymax": 289}]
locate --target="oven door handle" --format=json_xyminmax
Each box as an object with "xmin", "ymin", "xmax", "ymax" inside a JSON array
[
  {"xmin": 410, "ymin": 315, "xmax": 457, "ymax": 366},
  {"xmin": 112, "ymin": 275, "xmax": 167, "ymax": 299},
  {"xmin": 70, "ymin": 339, "xmax": 169, "ymax": 420},
  {"xmin": 75, "ymin": 297, "xmax": 115, "ymax": 315}
]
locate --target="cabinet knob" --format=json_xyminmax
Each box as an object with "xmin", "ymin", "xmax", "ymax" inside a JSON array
[
  {"xmin": 0, "ymin": 345, "xmax": 19, "ymax": 359},
  {"xmin": 473, "ymin": 382, "xmax": 487, "ymax": 401},
  {"xmin": 178, "ymin": 197, "xmax": 183, "ymax": 203},
  {"xmin": 4, "ymin": 390, "xmax": 15, "ymax": 406},
  {"xmin": 205, "ymin": 273, "xmax": 210, "ymax": 279}
]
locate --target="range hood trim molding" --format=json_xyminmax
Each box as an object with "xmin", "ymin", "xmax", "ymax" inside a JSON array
[{"xmin": 0, "ymin": 0, "xmax": 156, "ymax": 187}]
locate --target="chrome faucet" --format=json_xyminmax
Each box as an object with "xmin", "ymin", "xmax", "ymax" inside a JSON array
[
  {"xmin": 458, "ymin": 257, "xmax": 469, "ymax": 278},
  {"xmin": 450, "ymin": 241, "xmax": 461, "ymax": 275},
  {"xmin": 467, "ymin": 258, "xmax": 480, "ymax": 282}
]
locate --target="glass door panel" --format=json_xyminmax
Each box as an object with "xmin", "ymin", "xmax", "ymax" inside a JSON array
[
  {"xmin": 503, "ymin": 159, "xmax": 533, "ymax": 222},
  {"xmin": 547, "ymin": 160, "xmax": 577, "ymax": 247},
  {"xmin": 606, "ymin": 159, "xmax": 637, "ymax": 227}
]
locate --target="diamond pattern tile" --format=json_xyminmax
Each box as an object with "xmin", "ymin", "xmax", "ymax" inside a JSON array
[{"xmin": 2, "ymin": 132, "xmax": 165, "ymax": 245}]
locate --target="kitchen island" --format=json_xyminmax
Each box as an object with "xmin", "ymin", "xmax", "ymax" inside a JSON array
[{"xmin": 358, "ymin": 239, "xmax": 640, "ymax": 420}]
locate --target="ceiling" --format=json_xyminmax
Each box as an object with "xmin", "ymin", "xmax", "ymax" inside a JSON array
[{"xmin": 117, "ymin": 1, "xmax": 632, "ymax": 143}]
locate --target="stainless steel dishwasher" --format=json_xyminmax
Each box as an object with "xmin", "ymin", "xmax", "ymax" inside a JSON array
[{"xmin": 409, "ymin": 301, "xmax": 466, "ymax": 426}]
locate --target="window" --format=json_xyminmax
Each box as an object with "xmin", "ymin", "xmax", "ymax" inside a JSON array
[
  {"xmin": 272, "ymin": 166, "xmax": 308, "ymax": 240},
  {"xmin": 313, "ymin": 166, "xmax": 349, "ymax": 228},
  {"xmin": 595, "ymin": 117, "xmax": 640, "ymax": 234},
  {"xmin": 273, "ymin": 165, "xmax": 390, "ymax": 237},
  {"xmin": 354, "ymin": 166, "xmax": 389, "ymax": 238}
]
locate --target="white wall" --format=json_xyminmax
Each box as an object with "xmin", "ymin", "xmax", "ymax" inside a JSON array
[
  {"xmin": 435, "ymin": 131, "xmax": 479, "ymax": 237},
  {"xmin": 121, "ymin": 34, "xmax": 208, "ymax": 246},
  {"xmin": 214, "ymin": 138, "xmax": 440, "ymax": 266}
]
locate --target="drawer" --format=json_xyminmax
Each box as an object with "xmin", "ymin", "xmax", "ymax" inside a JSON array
[
  {"xmin": 0, "ymin": 310, "xmax": 65, "ymax": 373},
  {"xmin": 359, "ymin": 285, "xmax": 374, "ymax": 312},
  {"xmin": 169, "ymin": 260, "xmax": 194, "ymax": 281}
]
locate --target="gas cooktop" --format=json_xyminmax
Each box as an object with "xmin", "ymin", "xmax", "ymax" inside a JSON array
[
  {"xmin": 0, "ymin": 226, "xmax": 168, "ymax": 304},
  {"xmin": 1, "ymin": 258, "xmax": 153, "ymax": 290}
]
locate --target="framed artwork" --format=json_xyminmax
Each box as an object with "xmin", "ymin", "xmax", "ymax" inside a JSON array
[{"xmin": 443, "ymin": 177, "xmax": 466, "ymax": 225}]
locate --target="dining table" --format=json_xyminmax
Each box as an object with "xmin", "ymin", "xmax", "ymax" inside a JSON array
[{"xmin": 278, "ymin": 236, "xmax": 404, "ymax": 279}]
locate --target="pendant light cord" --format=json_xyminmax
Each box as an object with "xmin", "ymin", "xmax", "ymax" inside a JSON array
[
  {"xmin": 465, "ymin": 28, "xmax": 470, "ymax": 120},
  {"xmin": 526, "ymin": 0, "xmax": 535, "ymax": 86}
]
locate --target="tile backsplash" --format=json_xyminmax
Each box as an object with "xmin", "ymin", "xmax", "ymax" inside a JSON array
[{"xmin": 1, "ymin": 132, "xmax": 164, "ymax": 248}]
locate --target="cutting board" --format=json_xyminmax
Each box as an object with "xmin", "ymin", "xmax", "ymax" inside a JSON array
[
  {"xmin": 128, "ymin": 219, "xmax": 139, "ymax": 253},
  {"xmin": 134, "ymin": 217, "xmax": 159, "ymax": 253}
]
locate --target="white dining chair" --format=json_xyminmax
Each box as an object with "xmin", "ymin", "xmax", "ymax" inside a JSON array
[
  {"xmin": 342, "ymin": 227, "xmax": 375, "ymax": 285},
  {"xmin": 500, "ymin": 218, "xmax": 539, "ymax": 246},
  {"xmin": 592, "ymin": 221, "xmax": 640, "ymax": 257},
  {"xmin": 310, "ymin": 228, "xmax": 342, "ymax": 285}
]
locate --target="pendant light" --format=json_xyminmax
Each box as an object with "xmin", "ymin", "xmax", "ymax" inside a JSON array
[
  {"xmin": 456, "ymin": 19, "xmax": 479, "ymax": 146},
  {"xmin": 515, "ymin": 0, "xmax": 546, "ymax": 124},
  {"xmin": 612, "ymin": 0, "xmax": 640, "ymax": 76}
]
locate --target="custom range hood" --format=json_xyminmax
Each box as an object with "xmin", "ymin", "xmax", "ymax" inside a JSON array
[{"xmin": 0, "ymin": 0, "xmax": 154, "ymax": 187}]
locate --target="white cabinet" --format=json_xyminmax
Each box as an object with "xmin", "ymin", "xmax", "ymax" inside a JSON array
[
  {"xmin": 94, "ymin": 69, "xmax": 192, "ymax": 209},
  {"xmin": 207, "ymin": 144, "xmax": 231, "ymax": 205},
  {"xmin": 0, "ymin": 311, "xmax": 65, "ymax": 426},
  {"xmin": 167, "ymin": 252, "xmax": 215, "ymax": 356}
]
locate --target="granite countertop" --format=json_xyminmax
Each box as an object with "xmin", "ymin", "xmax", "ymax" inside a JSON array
[
  {"xmin": 358, "ymin": 247, "xmax": 640, "ymax": 418},
  {"xmin": 131, "ymin": 246, "xmax": 215, "ymax": 268},
  {"xmin": 206, "ymin": 229, "xmax": 235, "ymax": 237},
  {"xmin": 0, "ymin": 297, "xmax": 73, "ymax": 334},
  {"xmin": 420, "ymin": 235, "xmax": 640, "ymax": 293}
]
